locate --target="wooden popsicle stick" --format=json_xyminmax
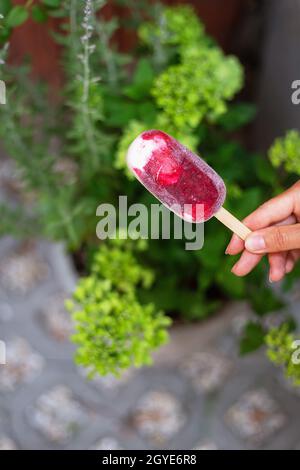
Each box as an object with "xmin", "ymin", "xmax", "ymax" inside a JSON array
[{"xmin": 214, "ymin": 206, "xmax": 251, "ymax": 241}]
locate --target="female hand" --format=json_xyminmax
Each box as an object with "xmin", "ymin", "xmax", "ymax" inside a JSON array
[{"xmin": 225, "ymin": 181, "xmax": 300, "ymax": 282}]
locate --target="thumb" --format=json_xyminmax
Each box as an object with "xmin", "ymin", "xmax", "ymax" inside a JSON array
[{"xmin": 245, "ymin": 224, "xmax": 300, "ymax": 253}]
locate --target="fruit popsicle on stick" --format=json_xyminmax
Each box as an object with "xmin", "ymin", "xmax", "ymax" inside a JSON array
[{"xmin": 126, "ymin": 130, "xmax": 251, "ymax": 240}]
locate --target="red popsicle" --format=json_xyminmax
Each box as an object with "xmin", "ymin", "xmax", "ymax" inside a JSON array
[{"xmin": 127, "ymin": 130, "xmax": 251, "ymax": 240}]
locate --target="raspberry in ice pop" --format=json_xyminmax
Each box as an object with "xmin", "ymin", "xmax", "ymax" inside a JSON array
[{"xmin": 126, "ymin": 130, "xmax": 251, "ymax": 240}]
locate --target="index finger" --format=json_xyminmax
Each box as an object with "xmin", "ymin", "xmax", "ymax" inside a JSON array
[
  {"xmin": 226, "ymin": 214, "xmax": 297, "ymax": 255},
  {"xmin": 243, "ymin": 184, "xmax": 299, "ymax": 230},
  {"xmin": 225, "ymin": 186, "xmax": 299, "ymax": 255}
]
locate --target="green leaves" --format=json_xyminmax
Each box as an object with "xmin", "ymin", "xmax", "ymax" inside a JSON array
[
  {"xmin": 0, "ymin": 0, "xmax": 12, "ymax": 17},
  {"xmin": 269, "ymin": 129, "xmax": 300, "ymax": 176},
  {"xmin": 248, "ymin": 276, "xmax": 284, "ymax": 315},
  {"xmin": 124, "ymin": 59, "xmax": 155, "ymax": 100},
  {"xmin": 217, "ymin": 102, "xmax": 256, "ymax": 131},
  {"xmin": 146, "ymin": 7, "xmax": 243, "ymax": 134},
  {"xmin": 152, "ymin": 45, "xmax": 243, "ymax": 132},
  {"xmin": 265, "ymin": 324, "xmax": 300, "ymax": 386},
  {"xmin": 139, "ymin": 5, "xmax": 204, "ymax": 49},
  {"xmin": 67, "ymin": 239, "xmax": 171, "ymax": 376},
  {"xmin": 31, "ymin": 5, "xmax": 48, "ymax": 24},
  {"xmin": 240, "ymin": 322, "xmax": 265, "ymax": 355},
  {"xmin": 92, "ymin": 241, "xmax": 154, "ymax": 293},
  {"xmin": 254, "ymin": 153, "xmax": 279, "ymax": 187},
  {"xmin": 0, "ymin": 0, "xmax": 62, "ymax": 41},
  {"xmin": 1, "ymin": 1, "xmax": 298, "ymax": 381},
  {"xmin": 42, "ymin": 0, "xmax": 61, "ymax": 7},
  {"xmin": 6, "ymin": 5, "xmax": 28, "ymax": 27}
]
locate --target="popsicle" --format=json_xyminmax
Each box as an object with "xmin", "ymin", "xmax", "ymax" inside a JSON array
[{"xmin": 126, "ymin": 130, "xmax": 251, "ymax": 240}]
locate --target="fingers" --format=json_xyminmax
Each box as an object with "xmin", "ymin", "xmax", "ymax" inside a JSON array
[
  {"xmin": 286, "ymin": 253, "xmax": 295, "ymax": 274},
  {"xmin": 241, "ymin": 183, "xmax": 300, "ymax": 230},
  {"xmin": 291, "ymin": 249, "xmax": 300, "ymax": 262},
  {"xmin": 276, "ymin": 215, "xmax": 298, "ymax": 226},
  {"xmin": 268, "ymin": 252, "xmax": 287, "ymax": 282},
  {"xmin": 286, "ymin": 249, "xmax": 300, "ymax": 273},
  {"xmin": 225, "ymin": 181, "xmax": 300, "ymax": 277},
  {"xmin": 231, "ymin": 250, "xmax": 263, "ymax": 276},
  {"xmin": 225, "ymin": 233, "xmax": 244, "ymax": 255},
  {"xmin": 226, "ymin": 216, "xmax": 299, "ymax": 279},
  {"xmin": 231, "ymin": 249, "xmax": 300, "ymax": 280},
  {"xmin": 225, "ymin": 215, "xmax": 297, "ymax": 256},
  {"xmin": 245, "ymin": 224, "xmax": 300, "ymax": 254}
]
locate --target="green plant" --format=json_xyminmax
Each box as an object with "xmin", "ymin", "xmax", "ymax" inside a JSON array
[
  {"xmin": 0, "ymin": 0, "xmax": 64, "ymax": 44},
  {"xmin": 0, "ymin": 2, "xmax": 298, "ymax": 378},
  {"xmin": 117, "ymin": 5, "xmax": 243, "ymax": 166},
  {"xmin": 116, "ymin": 6, "xmax": 286, "ymax": 324},
  {"xmin": 265, "ymin": 325, "xmax": 300, "ymax": 386},
  {"xmin": 264, "ymin": 129, "xmax": 300, "ymax": 386},
  {"xmin": 66, "ymin": 238, "xmax": 170, "ymax": 376},
  {"xmin": 269, "ymin": 129, "xmax": 300, "ymax": 176}
]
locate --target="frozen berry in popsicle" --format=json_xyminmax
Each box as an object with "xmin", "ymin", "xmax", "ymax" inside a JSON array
[
  {"xmin": 126, "ymin": 130, "xmax": 251, "ymax": 240},
  {"xmin": 127, "ymin": 129, "xmax": 225, "ymax": 222}
]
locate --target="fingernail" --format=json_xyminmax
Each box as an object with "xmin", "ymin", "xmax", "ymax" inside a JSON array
[{"xmin": 245, "ymin": 235, "xmax": 266, "ymax": 252}]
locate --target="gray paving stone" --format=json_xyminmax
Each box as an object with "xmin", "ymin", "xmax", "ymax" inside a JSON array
[
  {"xmin": 0, "ymin": 242, "xmax": 49, "ymax": 295},
  {"xmin": 29, "ymin": 384, "xmax": 94, "ymax": 444},
  {"xmin": 225, "ymin": 388, "xmax": 286, "ymax": 445},
  {"xmin": 132, "ymin": 389, "xmax": 186, "ymax": 445},
  {"xmin": 180, "ymin": 351, "xmax": 234, "ymax": 394},
  {"xmin": 0, "ymin": 337, "xmax": 45, "ymax": 392},
  {"xmin": 0, "ymin": 435, "xmax": 18, "ymax": 450},
  {"xmin": 0, "ymin": 234, "xmax": 300, "ymax": 450}
]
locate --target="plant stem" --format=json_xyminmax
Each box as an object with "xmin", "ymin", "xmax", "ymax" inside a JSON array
[
  {"xmin": 94, "ymin": 20, "xmax": 117, "ymax": 87},
  {"xmin": 81, "ymin": 0, "xmax": 101, "ymax": 173}
]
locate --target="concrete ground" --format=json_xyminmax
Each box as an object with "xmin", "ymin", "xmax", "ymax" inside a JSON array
[{"xmin": 0, "ymin": 236, "xmax": 300, "ymax": 450}]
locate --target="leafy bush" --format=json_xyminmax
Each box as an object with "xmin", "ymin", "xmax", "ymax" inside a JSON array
[
  {"xmin": 0, "ymin": 2, "xmax": 299, "ymax": 378},
  {"xmin": 266, "ymin": 325, "xmax": 300, "ymax": 386},
  {"xmin": 269, "ymin": 129, "xmax": 300, "ymax": 176},
  {"xmin": 264, "ymin": 131, "xmax": 300, "ymax": 383},
  {"xmin": 0, "ymin": 0, "xmax": 61, "ymax": 42},
  {"xmin": 66, "ymin": 238, "xmax": 170, "ymax": 376}
]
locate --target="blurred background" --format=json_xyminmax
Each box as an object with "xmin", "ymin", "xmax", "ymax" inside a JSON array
[{"xmin": 1, "ymin": 0, "xmax": 300, "ymax": 450}]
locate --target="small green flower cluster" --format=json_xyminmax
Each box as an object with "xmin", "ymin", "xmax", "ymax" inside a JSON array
[
  {"xmin": 265, "ymin": 325, "xmax": 300, "ymax": 386},
  {"xmin": 153, "ymin": 49, "xmax": 242, "ymax": 133},
  {"xmin": 139, "ymin": 5, "xmax": 205, "ymax": 50},
  {"xmin": 269, "ymin": 129, "xmax": 300, "ymax": 176},
  {"xmin": 117, "ymin": 5, "xmax": 243, "ymax": 174},
  {"xmin": 66, "ymin": 238, "xmax": 171, "ymax": 377},
  {"xmin": 147, "ymin": 6, "xmax": 242, "ymax": 133}
]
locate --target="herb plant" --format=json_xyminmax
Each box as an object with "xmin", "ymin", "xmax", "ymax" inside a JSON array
[{"xmin": 0, "ymin": 2, "xmax": 299, "ymax": 380}]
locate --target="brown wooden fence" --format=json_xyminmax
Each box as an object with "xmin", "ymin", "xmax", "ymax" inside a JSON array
[{"xmin": 9, "ymin": 0, "xmax": 244, "ymax": 88}]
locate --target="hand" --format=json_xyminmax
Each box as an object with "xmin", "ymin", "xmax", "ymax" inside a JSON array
[{"xmin": 225, "ymin": 181, "xmax": 300, "ymax": 282}]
